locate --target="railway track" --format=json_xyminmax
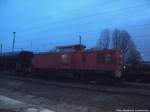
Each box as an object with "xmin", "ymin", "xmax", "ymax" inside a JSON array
[{"xmin": 0, "ymin": 72, "xmax": 150, "ymax": 97}]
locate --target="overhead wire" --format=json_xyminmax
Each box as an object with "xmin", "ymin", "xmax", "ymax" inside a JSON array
[{"xmin": 17, "ymin": 1, "xmax": 150, "ymax": 34}]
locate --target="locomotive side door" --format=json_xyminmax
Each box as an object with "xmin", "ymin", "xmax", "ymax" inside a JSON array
[{"xmin": 70, "ymin": 52, "xmax": 83, "ymax": 70}]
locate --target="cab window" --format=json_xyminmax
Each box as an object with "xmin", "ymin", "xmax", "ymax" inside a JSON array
[
  {"xmin": 96, "ymin": 53, "xmax": 105, "ymax": 63},
  {"xmin": 105, "ymin": 54, "xmax": 112, "ymax": 64}
]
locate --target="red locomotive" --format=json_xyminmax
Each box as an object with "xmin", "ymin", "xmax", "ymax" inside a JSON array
[{"xmin": 32, "ymin": 44, "xmax": 123, "ymax": 80}]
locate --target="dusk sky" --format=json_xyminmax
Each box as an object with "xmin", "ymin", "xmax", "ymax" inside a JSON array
[{"xmin": 0, "ymin": 0, "xmax": 150, "ymax": 60}]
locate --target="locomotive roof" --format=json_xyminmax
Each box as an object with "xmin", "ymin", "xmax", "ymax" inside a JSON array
[
  {"xmin": 35, "ymin": 48, "xmax": 121, "ymax": 55},
  {"xmin": 56, "ymin": 44, "xmax": 86, "ymax": 51},
  {"xmin": 56, "ymin": 44, "xmax": 85, "ymax": 48}
]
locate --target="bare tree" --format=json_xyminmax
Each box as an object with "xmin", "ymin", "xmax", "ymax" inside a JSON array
[
  {"xmin": 125, "ymin": 48, "xmax": 142, "ymax": 65},
  {"xmin": 112, "ymin": 29, "xmax": 135, "ymax": 53},
  {"xmin": 112, "ymin": 29, "xmax": 142, "ymax": 64},
  {"xmin": 97, "ymin": 29, "xmax": 110, "ymax": 49}
]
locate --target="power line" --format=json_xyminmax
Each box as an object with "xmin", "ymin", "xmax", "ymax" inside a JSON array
[
  {"xmin": 21, "ymin": 0, "xmax": 119, "ymax": 26},
  {"xmin": 11, "ymin": 0, "xmax": 122, "ymax": 30},
  {"xmin": 16, "ymin": 2, "xmax": 150, "ymax": 33},
  {"xmin": 19, "ymin": 22, "xmax": 150, "ymax": 37}
]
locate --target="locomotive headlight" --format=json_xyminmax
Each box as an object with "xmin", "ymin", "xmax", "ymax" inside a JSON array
[{"xmin": 123, "ymin": 65, "xmax": 126, "ymax": 70}]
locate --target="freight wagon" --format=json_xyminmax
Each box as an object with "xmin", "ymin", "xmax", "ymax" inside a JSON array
[{"xmin": 0, "ymin": 51, "xmax": 33, "ymax": 74}]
